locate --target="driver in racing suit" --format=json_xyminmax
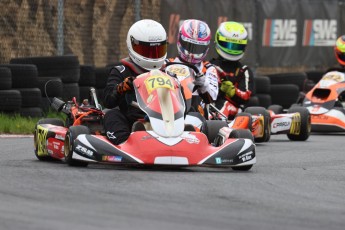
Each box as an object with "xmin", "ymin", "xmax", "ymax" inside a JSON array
[
  {"xmin": 165, "ymin": 19, "xmax": 218, "ymax": 115},
  {"xmin": 103, "ymin": 19, "xmax": 168, "ymax": 145},
  {"xmin": 210, "ymin": 21, "xmax": 254, "ymax": 120}
]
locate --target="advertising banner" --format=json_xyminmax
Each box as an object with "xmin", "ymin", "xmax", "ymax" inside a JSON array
[
  {"xmin": 161, "ymin": 0, "xmax": 341, "ymax": 69},
  {"xmin": 160, "ymin": 0, "xmax": 257, "ymax": 66},
  {"xmin": 299, "ymin": 0, "xmax": 339, "ymax": 68}
]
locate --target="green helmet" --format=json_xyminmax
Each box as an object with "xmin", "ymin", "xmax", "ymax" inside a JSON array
[{"xmin": 215, "ymin": 21, "xmax": 248, "ymax": 61}]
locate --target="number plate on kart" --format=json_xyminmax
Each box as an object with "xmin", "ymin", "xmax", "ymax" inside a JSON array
[
  {"xmin": 165, "ymin": 64, "xmax": 191, "ymax": 80},
  {"xmin": 145, "ymin": 75, "xmax": 174, "ymax": 94}
]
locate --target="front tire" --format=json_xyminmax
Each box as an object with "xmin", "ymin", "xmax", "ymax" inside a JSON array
[
  {"xmin": 229, "ymin": 129, "xmax": 254, "ymax": 171},
  {"xmin": 34, "ymin": 118, "xmax": 65, "ymax": 161},
  {"xmin": 201, "ymin": 120, "xmax": 228, "ymax": 144},
  {"xmin": 229, "ymin": 129, "xmax": 254, "ymax": 142},
  {"xmin": 64, "ymin": 125, "xmax": 90, "ymax": 167},
  {"xmin": 287, "ymin": 106, "xmax": 311, "ymax": 141},
  {"xmin": 245, "ymin": 106, "xmax": 271, "ymax": 142}
]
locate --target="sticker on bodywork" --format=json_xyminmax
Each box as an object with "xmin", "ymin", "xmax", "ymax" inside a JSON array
[{"xmin": 36, "ymin": 126, "xmax": 48, "ymax": 156}]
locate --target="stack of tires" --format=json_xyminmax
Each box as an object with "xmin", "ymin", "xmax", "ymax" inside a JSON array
[
  {"xmin": 0, "ymin": 64, "xmax": 42, "ymax": 117},
  {"xmin": 10, "ymin": 55, "xmax": 80, "ymax": 111},
  {"xmin": 246, "ymin": 75, "xmax": 271, "ymax": 108},
  {"xmin": 95, "ymin": 66, "xmax": 112, "ymax": 106},
  {"xmin": 266, "ymin": 72, "xmax": 307, "ymax": 109},
  {"xmin": 305, "ymin": 70, "xmax": 324, "ymax": 90},
  {"xmin": 0, "ymin": 67, "xmax": 22, "ymax": 114},
  {"xmin": 254, "ymin": 76, "xmax": 271, "ymax": 108},
  {"xmin": 79, "ymin": 65, "xmax": 96, "ymax": 102}
]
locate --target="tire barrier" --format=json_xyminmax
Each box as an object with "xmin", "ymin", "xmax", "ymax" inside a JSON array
[
  {"xmin": 250, "ymin": 76, "xmax": 271, "ymax": 108},
  {"xmin": 254, "ymin": 76, "xmax": 271, "ymax": 94},
  {"xmin": 10, "ymin": 55, "xmax": 81, "ymax": 110},
  {"xmin": 246, "ymin": 95, "xmax": 260, "ymax": 107},
  {"xmin": 270, "ymin": 84, "xmax": 300, "ymax": 109},
  {"xmin": 38, "ymin": 77, "xmax": 63, "ymax": 98},
  {"xmin": 266, "ymin": 72, "xmax": 308, "ymax": 92},
  {"xmin": 0, "ymin": 55, "xmax": 312, "ymax": 118},
  {"xmin": 16, "ymin": 88, "xmax": 42, "ymax": 107},
  {"xmin": 79, "ymin": 65, "xmax": 96, "ymax": 86},
  {"xmin": 0, "ymin": 64, "xmax": 39, "ymax": 88},
  {"xmin": 256, "ymin": 94, "xmax": 272, "ymax": 109},
  {"xmin": 79, "ymin": 65, "xmax": 97, "ymax": 102},
  {"xmin": 19, "ymin": 107, "xmax": 43, "ymax": 118},
  {"xmin": 10, "ymin": 55, "xmax": 80, "ymax": 83},
  {"xmin": 305, "ymin": 70, "xmax": 325, "ymax": 84},
  {"xmin": 0, "ymin": 90, "xmax": 22, "ymax": 111},
  {"xmin": 63, "ymin": 83, "xmax": 80, "ymax": 102},
  {"xmin": 0, "ymin": 67, "xmax": 12, "ymax": 90},
  {"xmin": 0, "ymin": 64, "xmax": 43, "ymax": 116},
  {"xmin": 95, "ymin": 66, "xmax": 111, "ymax": 105}
]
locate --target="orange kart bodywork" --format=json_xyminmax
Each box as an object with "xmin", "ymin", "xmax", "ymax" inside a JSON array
[{"xmin": 303, "ymin": 70, "xmax": 345, "ymax": 132}]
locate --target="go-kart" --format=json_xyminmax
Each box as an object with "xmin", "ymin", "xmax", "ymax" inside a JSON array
[
  {"xmin": 302, "ymin": 70, "xmax": 345, "ymax": 132},
  {"xmin": 208, "ymin": 98, "xmax": 311, "ymax": 142},
  {"xmin": 34, "ymin": 88, "xmax": 104, "ymax": 161},
  {"xmin": 165, "ymin": 62, "xmax": 310, "ymax": 142},
  {"xmin": 267, "ymin": 105, "xmax": 311, "ymax": 141},
  {"xmin": 34, "ymin": 69, "xmax": 256, "ymax": 170},
  {"xmin": 211, "ymin": 66, "xmax": 311, "ymax": 142}
]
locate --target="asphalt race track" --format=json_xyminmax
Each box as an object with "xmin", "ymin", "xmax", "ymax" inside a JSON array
[{"xmin": 0, "ymin": 134, "xmax": 344, "ymax": 230}]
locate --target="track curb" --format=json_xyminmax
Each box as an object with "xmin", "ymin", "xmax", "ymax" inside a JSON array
[{"xmin": 0, "ymin": 134, "xmax": 34, "ymax": 138}]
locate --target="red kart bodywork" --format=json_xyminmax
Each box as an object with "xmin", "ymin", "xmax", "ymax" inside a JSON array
[
  {"xmin": 72, "ymin": 131, "xmax": 254, "ymax": 166},
  {"xmin": 35, "ymin": 124, "xmax": 67, "ymax": 160}
]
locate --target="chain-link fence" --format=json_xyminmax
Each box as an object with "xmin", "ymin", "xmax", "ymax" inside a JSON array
[{"xmin": 0, "ymin": 0, "xmax": 161, "ymax": 67}]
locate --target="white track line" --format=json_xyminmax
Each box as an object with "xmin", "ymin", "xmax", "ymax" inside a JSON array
[{"xmin": 0, "ymin": 134, "xmax": 34, "ymax": 138}]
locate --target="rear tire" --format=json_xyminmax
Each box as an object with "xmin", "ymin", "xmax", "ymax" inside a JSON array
[
  {"xmin": 244, "ymin": 107, "xmax": 271, "ymax": 142},
  {"xmin": 34, "ymin": 118, "xmax": 65, "ymax": 161},
  {"xmin": 201, "ymin": 120, "xmax": 228, "ymax": 144},
  {"xmin": 287, "ymin": 106, "xmax": 311, "ymax": 141},
  {"xmin": 268, "ymin": 104, "xmax": 283, "ymax": 114},
  {"xmin": 64, "ymin": 125, "xmax": 90, "ymax": 167},
  {"xmin": 229, "ymin": 129, "xmax": 254, "ymax": 142}
]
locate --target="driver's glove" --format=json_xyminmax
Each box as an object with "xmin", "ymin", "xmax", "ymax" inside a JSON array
[
  {"xmin": 220, "ymin": 80, "xmax": 235, "ymax": 98},
  {"xmin": 194, "ymin": 74, "xmax": 210, "ymax": 94},
  {"xmin": 193, "ymin": 74, "xmax": 206, "ymax": 87},
  {"xmin": 117, "ymin": 77, "xmax": 134, "ymax": 94}
]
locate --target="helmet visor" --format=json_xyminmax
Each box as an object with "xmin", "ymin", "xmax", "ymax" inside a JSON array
[
  {"xmin": 216, "ymin": 34, "xmax": 247, "ymax": 54},
  {"xmin": 179, "ymin": 35, "xmax": 209, "ymax": 55},
  {"xmin": 131, "ymin": 36, "xmax": 167, "ymax": 59}
]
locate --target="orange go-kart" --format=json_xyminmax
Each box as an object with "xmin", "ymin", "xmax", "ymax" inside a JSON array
[{"xmin": 302, "ymin": 70, "xmax": 345, "ymax": 132}]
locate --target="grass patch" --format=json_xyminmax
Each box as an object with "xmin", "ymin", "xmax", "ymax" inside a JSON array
[{"xmin": 0, "ymin": 110, "xmax": 67, "ymax": 135}]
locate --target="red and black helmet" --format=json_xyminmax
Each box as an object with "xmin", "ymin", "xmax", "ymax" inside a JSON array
[{"xmin": 335, "ymin": 35, "xmax": 345, "ymax": 66}]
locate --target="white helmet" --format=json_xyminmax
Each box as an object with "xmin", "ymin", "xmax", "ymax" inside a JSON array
[{"xmin": 126, "ymin": 19, "xmax": 167, "ymax": 70}]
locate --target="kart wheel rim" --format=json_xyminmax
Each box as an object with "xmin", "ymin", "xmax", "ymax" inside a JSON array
[
  {"xmin": 33, "ymin": 129, "xmax": 38, "ymax": 151},
  {"xmin": 307, "ymin": 116, "xmax": 312, "ymax": 133},
  {"xmin": 64, "ymin": 135, "xmax": 71, "ymax": 158}
]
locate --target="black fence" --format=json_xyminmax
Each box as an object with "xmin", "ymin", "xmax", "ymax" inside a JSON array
[{"xmin": 161, "ymin": 0, "xmax": 345, "ymax": 70}]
